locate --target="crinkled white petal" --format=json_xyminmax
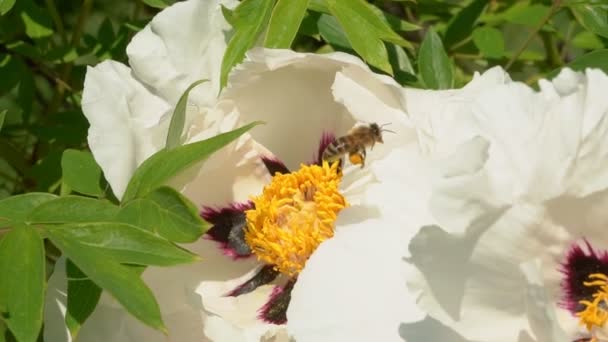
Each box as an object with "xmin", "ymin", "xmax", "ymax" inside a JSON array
[
  {"xmin": 288, "ymin": 218, "xmax": 425, "ymax": 342},
  {"xmin": 82, "ymin": 60, "xmax": 171, "ymax": 198},
  {"xmin": 127, "ymin": 0, "xmax": 236, "ymax": 106},
  {"xmin": 409, "ymin": 68, "xmax": 608, "ymax": 341}
]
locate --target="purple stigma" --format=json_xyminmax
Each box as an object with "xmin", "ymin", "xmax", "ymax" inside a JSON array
[
  {"xmin": 559, "ymin": 239, "xmax": 608, "ymax": 315},
  {"xmin": 258, "ymin": 280, "xmax": 296, "ymax": 325},
  {"xmin": 201, "ymin": 202, "xmax": 254, "ymax": 259},
  {"xmin": 312, "ymin": 131, "xmax": 336, "ymax": 165},
  {"xmin": 261, "ymin": 156, "xmax": 290, "ymax": 176}
]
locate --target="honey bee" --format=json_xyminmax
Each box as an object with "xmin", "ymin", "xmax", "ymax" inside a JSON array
[{"xmin": 322, "ymin": 123, "xmax": 394, "ymax": 168}]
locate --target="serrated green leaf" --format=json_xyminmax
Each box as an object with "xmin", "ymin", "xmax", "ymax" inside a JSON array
[
  {"xmin": 123, "ymin": 121, "xmax": 262, "ymax": 202},
  {"xmin": 220, "ymin": 0, "xmax": 275, "ymax": 88},
  {"xmin": 19, "ymin": 2, "xmax": 54, "ymax": 39},
  {"xmin": 166, "ymin": 80, "xmax": 208, "ymax": 149},
  {"xmin": 570, "ymin": 3, "xmax": 608, "ymax": 38},
  {"xmin": 46, "ymin": 232, "xmax": 166, "ymax": 332},
  {"xmin": 264, "ymin": 0, "xmax": 309, "ymax": 48},
  {"xmin": 547, "ymin": 49, "xmax": 608, "ymax": 78},
  {"xmin": 318, "ymin": 14, "xmax": 351, "ymax": 49},
  {"xmin": 65, "ymin": 260, "xmax": 102, "ymax": 339},
  {"xmin": 0, "ymin": 193, "xmax": 57, "ymax": 224},
  {"xmin": 326, "ymin": 0, "xmax": 394, "ymax": 74},
  {"xmin": 0, "ymin": 225, "xmax": 45, "ymax": 342},
  {"xmin": 221, "ymin": 5, "xmax": 236, "ymax": 26},
  {"xmin": 43, "ymin": 222, "xmax": 198, "ymax": 266},
  {"xmin": 0, "ymin": 0, "xmax": 15, "ymax": 15},
  {"xmin": 0, "ymin": 110, "xmax": 5, "ymax": 132},
  {"xmin": 142, "ymin": 0, "xmax": 169, "ymax": 9},
  {"xmin": 419, "ymin": 28, "xmax": 453, "ymax": 89},
  {"xmin": 444, "ymin": 0, "xmax": 489, "ymax": 48},
  {"xmin": 117, "ymin": 187, "xmax": 207, "ymax": 243},
  {"xmin": 472, "ymin": 26, "xmax": 505, "ymax": 58},
  {"xmin": 27, "ymin": 196, "xmax": 118, "ymax": 224},
  {"xmin": 61, "ymin": 150, "xmax": 103, "ymax": 196}
]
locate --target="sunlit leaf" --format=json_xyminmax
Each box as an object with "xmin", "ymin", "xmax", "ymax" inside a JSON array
[
  {"xmin": 122, "ymin": 121, "xmax": 262, "ymax": 202},
  {"xmin": 0, "ymin": 110, "xmax": 5, "ymax": 132},
  {"xmin": 43, "ymin": 222, "xmax": 199, "ymax": 266},
  {"xmin": 117, "ymin": 186, "xmax": 207, "ymax": 243},
  {"xmin": 0, "ymin": 193, "xmax": 57, "ymax": 224},
  {"xmin": 419, "ymin": 28, "xmax": 453, "ymax": 89},
  {"xmin": 166, "ymin": 80, "xmax": 208, "ymax": 149},
  {"xmin": 547, "ymin": 49, "xmax": 608, "ymax": 78},
  {"xmin": 220, "ymin": 0, "xmax": 274, "ymax": 88},
  {"xmin": 264, "ymin": 0, "xmax": 309, "ymax": 48},
  {"xmin": 27, "ymin": 196, "xmax": 118, "ymax": 224},
  {"xmin": 61, "ymin": 150, "xmax": 103, "ymax": 197},
  {"xmin": 0, "ymin": 225, "xmax": 45, "ymax": 342},
  {"xmin": 318, "ymin": 14, "xmax": 351, "ymax": 49},
  {"xmin": 19, "ymin": 2, "xmax": 54, "ymax": 38},
  {"xmin": 472, "ymin": 26, "xmax": 505, "ymax": 58},
  {"xmin": 0, "ymin": 0, "xmax": 15, "ymax": 15},
  {"xmin": 570, "ymin": 3, "xmax": 608, "ymax": 38},
  {"xmin": 46, "ymin": 233, "xmax": 166, "ymax": 332},
  {"xmin": 142, "ymin": 0, "xmax": 169, "ymax": 9}
]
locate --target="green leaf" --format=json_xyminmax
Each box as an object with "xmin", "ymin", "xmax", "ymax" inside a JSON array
[
  {"xmin": 0, "ymin": 110, "xmax": 5, "ymax": 132},
  {"xmin": 318, "ymin": 14, "xmax": 352, "ymax": 49},
  {"xmin": 264, "ymin": 0, "xmax": 309, "ymax": 48},
  {"xmin": 0, "ymin": 225, "xmax": 45, "ymax": 342},
  {"xmin": 503, "ymin": 3, "xmax": 550, "ymax": 27},
  {"xmin": 61, "ymin": 150, "xmax": 103, "ymax": 197},
  {"xmin": 570, "ymin": 3, "xmax": 608, "ymax": 38},
  {"xmin": 166, "ymin": 80, "xmax": 208, "ymax": 149},
  {"xmin": 326, "ymin": 0, "xmax": 395, "ymax": 74},
  {"xmin": 572, "ymin": 30, "xmax": 604, "ymax": 49},
  {"xmin": 43, "ymin": 222, "xmax": 199, "ymax": 266},
  {"xmin": 0, "ymin": 193, "xmax": 57, "ymax": 224},
  {"xmin": 444, "ymin": 0, "xmax": 489, "ymax": 49},
  {"xmin": 419, "ymin": 28, "xmax": 453, "ymax": 89},
  {"xmin": 65, "ymin": 260, "xmax": 102, "ymax": 339},
  {"xmin": 19, "ymin": 2, "xmax": 54, "ymax": 39},
  {"xmin": 0, "ymin": 0, "xmax": 15, "ymax": 15},
  {"xmin": 547, "ymin": 49, "xmax": 608, "ymax": 78},
  {"xmin": 220, "ymin": 0, "xmax": 275, "ymax": 88},
  {"xmin": 117, "ymin": 186, "xmax": 207, "ymax": 243},
  {"xmin": 142, "ymin": 0, "xmax": 169, "ymax": 9},
  {"xmin": 387, "ymin": 44, "xmax": 417, "ymax": 85},
  {"xmin": 472, "ymin": 26, "xmax": 505, "ymax": 58},
  {"xmin": 123, "ymin": 121, "xmax": 262, "ymax": 202},
  {"xmin": 46, "ymin": 233, "xmax": 166, "ymax": 333},
  {"xmin": 27, "ymin": 196, "xmax": 119, "ymax": 224}
]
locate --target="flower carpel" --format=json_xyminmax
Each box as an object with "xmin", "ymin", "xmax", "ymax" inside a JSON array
[{"xmin": 244, "ymin": 162, "xmax": 347, "ymax": 276}]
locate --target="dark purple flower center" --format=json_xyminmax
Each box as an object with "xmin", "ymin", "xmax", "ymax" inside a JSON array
[{"xmin": 560, "ymin": 240, "xmax": 608, "ymax": 335}]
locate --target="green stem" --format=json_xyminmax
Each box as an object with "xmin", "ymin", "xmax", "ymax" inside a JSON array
[
  {"xmin": 505, "ymin": 0, "xmax": 562, "ymax": 70},
  {"xmin": 44, "ymin": 0, "xmax": 67, "ymax": 45},
  {"xmin": 540, "ymin": 30, "xmax": 562, "ymax": 67}
]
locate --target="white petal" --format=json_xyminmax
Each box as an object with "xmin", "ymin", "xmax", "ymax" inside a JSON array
[
  {"xmin": 288, "ymin": 218, "xmax": 425, "ymax": 342},
  {"xmin": 127, "ymin": 0, "xmax": 236, "ymax": 106},
  {"xmin": 82, "ymin": 61, "xmax": 171, "ymax": 199},
  {"xmin": 223, "ymin": 48, "xmax": 399, "ymax": 169}
]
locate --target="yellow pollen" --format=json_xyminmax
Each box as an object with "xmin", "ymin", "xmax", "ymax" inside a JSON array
[
  {"xmin": 244, "ymin": 161, "xmax": 347, "ymax": 277},
  {"xmin": 577, "ymin": 273, "xmax": 608, "ymax": 332}
]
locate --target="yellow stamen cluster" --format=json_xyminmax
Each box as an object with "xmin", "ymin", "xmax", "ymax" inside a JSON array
[
  {"xmin": 244, "ymin": 161, "xmax": 347, "ymax": 277},
  {"xmin": 577, "ymin": 273, "xmax": 608, "ymax": 334}
]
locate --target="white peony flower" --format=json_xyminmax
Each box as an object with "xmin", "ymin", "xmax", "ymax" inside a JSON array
[
  {"xmin": 403, "ymin": 67, "xmax": 608, "ymax": 342},
  {"xmin": 45, "ymin": 0, "xmax": 431, "ymax": 341}
]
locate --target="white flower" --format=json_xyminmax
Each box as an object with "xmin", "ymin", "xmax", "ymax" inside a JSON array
[
  {"xmin": 44, "ymin": 1, "xmax": 431, "ymax": 341},
  {"xmin": 403, "ymin": 67, "xmax": 608, "ymax": 342}
]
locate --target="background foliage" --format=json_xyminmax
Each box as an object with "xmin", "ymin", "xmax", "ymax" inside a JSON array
[{"xmin": 0, "ymin": 0, "xmax": 606, "ymax": 341}]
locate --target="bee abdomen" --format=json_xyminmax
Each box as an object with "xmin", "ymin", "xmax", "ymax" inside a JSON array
[{"xmin": 322, "ymin": 137, "xmax": 348, "ymax": 161}]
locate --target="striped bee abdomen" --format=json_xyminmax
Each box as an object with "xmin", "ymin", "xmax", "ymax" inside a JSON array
[{"xmin": 322, "ymin": 136, "xmax": 349, "ymax": 162}]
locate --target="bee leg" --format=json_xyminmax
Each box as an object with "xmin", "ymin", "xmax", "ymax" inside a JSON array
[{"xmin": 359, "ymin": 147, "xmax": 367, "ymax": 169}]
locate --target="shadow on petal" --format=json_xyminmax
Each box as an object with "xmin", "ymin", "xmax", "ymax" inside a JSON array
[{"xmin": 399, "ymin": 316, "xmax": 479, "ymax": 342}]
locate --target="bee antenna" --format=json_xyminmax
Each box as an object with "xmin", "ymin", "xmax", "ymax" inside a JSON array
[
  {"xmin": 380, "ymin": 122, "xmax": 392, "ymax": 128},
  {"xmin": 381, "ymin": 128, "xmax": 396, "ymax": 134}
]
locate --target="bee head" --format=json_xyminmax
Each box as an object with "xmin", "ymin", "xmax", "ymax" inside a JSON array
[{"xmin": 369, "ymin": 123, "xmax": 383, "ymax": 143}]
